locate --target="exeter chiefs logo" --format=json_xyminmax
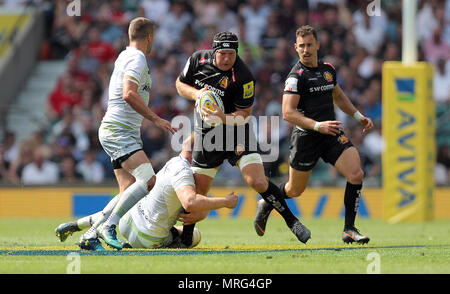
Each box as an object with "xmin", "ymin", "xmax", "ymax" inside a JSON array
[
  {"xmin": 219, "ymin": 76, "xmax": 228, "ymax": 89},
  {"xmin": 235, "ymin": 144, "xmax": 245, "ymax": 156},
  {"xmin": 338, "ymin": 134, "xmax": 349, "ymax": 144},
  {"xmin": 323, "ymin": 71, "xmax": 333, "ymax": 82}
]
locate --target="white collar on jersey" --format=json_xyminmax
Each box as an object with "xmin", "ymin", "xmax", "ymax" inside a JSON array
[
  {"xmin": 126, "ymin": 46, "xmax": 146, "ymax": 57},
  {"xmin": 178, "ymin": 154, "xmax": 190, "ymax": 164}
]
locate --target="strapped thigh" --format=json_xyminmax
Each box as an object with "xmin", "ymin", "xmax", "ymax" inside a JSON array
[
  {"xmin": 131, "ymin": 162, "xmax": 155, "ymax": 184},
  {"xmin": 191, "ymin": 166, "xmax": 219, "ymax": 179},
  {"xmin": 236, "ymin": 153, "xmax": 263, "ymax": 171}
]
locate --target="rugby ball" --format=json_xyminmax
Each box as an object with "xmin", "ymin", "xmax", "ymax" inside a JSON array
[
  {"xmin": 197, "ymin": 90, "xmax": 225, "ymax": 127},
  {"xmin": 190, "ymin": 228, "xmax": 201, "ymax": 248}
]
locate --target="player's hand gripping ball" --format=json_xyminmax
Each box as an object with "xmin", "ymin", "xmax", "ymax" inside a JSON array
[{"xmin": 197, "ymin": 90, "xmax": 225, "ymax": 127}]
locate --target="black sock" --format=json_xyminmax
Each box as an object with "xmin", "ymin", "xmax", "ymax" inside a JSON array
[
  {"xmin": 344, "ymin": 182, "xmax": 362, "ymax": 230},
  {"xmin": 180, "ymin": 209, "xmax": 194, "ymax": 246},
  {"xmin": 278, "ymin": 182, "xmax": 288, "ymax": 199},
  {"xmin": 260, "ymin": 181, "xmax": 297, "ymax": 227},
  {"xmin": 170, "ymin": 227, "xmax": 179, "ymax": 239}
]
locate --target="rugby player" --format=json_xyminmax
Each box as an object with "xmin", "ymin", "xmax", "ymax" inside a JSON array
[
  {"xmin": 55, "ymin": 137, "xmax": 238, "ymax": 250},
  {"xmin": 254, "ymin": 25, "xmax": 373, "ymax": 244},
  {"xmin": 78, "ymin": 17, "xmax": 178, "ymax": 250},
  {"xmin": 175, "ymin": 31, "xmax": 311, "ymax": 245}
]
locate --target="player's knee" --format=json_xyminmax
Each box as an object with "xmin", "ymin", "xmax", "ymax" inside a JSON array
[
  {"xmin": 247, "ymin": 176, "xmax": 268, "ymax": 193},
  {"xmin": 131, "ymin": 163, "xmax": 155, "ymax": 192},
  {"xmin": 347, "ymin": 168, "xmax": 364, "ymax": 184},
  {"xmin": 287, "ymin": 185, "xmax": 306, "ymax": 198}
]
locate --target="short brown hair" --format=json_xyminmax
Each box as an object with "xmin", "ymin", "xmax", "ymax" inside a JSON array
[
  {"xmin": 128, "ymin": 17, "xmax": 155, "ymax": 41},
  {"xmin": 296, "ymin": 25, "xmax": 317, "ymax": 41}
]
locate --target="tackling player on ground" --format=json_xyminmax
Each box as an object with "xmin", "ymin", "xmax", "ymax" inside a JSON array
[
  {"xmin": 56, "ymin": 137, "xmax": 238, "ymax": 250},
  {"xmin": 76, "ymin": 17, "xmax": 178, "ymax": 250},
  {"xmin": 175, "ymin": 31, "xmax": 311, "ymax": 245},
  {"xmin": 254, "ymin": 25, "xmax": 373, "ymax": 244}
]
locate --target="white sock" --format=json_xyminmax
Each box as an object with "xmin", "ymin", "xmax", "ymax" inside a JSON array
[
  {"xmin": 76, "ymin": 212, "xmax": 102, "ymax": 230},
  {"xmin": 99, "ymin": 194, "xmax": 120, "ymax": 222},
  {"xmin": 103, "ymin": 182, "xmax": 148, "ymax": 227},
  {"xmin": 80, "ymin": 195, "xmax": 120, "ymax": 239},
  {"xmin": 83, "ymin": 225, "xmax": 98, "ymax": 239}
]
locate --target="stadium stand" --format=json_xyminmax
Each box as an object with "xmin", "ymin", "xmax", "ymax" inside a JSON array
[
  {"xmin": 0, "ymin": 0, "xmax": 449, "ymax": 186},
  {"xmin": 0, "ymin": 3, "xmax": 45, "ymax": 135}
]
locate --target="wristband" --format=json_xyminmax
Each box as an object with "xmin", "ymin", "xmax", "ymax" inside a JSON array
[
  {"xmin": 353, "ymin": 111, "xmax": 364, "ymax": 122},
  {"xmin": 313, "ymin": 121, "xmax": 321, "ymax": 132}
]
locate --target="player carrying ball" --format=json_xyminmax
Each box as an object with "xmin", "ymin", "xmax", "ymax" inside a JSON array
[{"xmin": 176, "ymin": 31, "xmax": 311, "ymax": 245}]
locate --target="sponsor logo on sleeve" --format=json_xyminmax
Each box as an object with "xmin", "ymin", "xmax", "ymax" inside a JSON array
[
  {"xmin": 284, "ymin": 77, "xmax": 298, "ymax": 92},
  {"xmin": 243, "ymin": 81, "xmax": 254, "ymax": 99}
]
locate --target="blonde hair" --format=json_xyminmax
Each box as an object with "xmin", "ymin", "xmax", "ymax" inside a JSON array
[{"xmin": 128, "ymin": 17, "xmax": 155, "ymax": 41}]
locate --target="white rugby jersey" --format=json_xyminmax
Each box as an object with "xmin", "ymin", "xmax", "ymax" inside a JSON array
[
  {"xmin": 102, "ymin": 46, "xmax": 152, "ymax": 129},
  {"xmin": 128, "ymin": 155, "xmax": 195, "ymax": 239}
]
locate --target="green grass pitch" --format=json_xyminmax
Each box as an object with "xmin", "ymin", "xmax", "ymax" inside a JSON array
[{"xmin": 0, "ymin": 217, "xmax": 449, "ymax": 274}]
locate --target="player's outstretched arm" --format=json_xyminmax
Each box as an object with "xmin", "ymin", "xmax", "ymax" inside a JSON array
[
  {"xmin": 332, "ymin": 85, "xmax": 373, "ymax": 133},
  {"xmin": 123, "ymin": 78, "xmax": 177, "ymax": 135},
  {"xmin": 176, "ymin": 185, "xmax": 238, "ymax": 213}
]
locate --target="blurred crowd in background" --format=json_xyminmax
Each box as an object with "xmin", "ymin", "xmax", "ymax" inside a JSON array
[{"xmin": 0, "ymin": 0, "xmax": 449, "ymax": 186}]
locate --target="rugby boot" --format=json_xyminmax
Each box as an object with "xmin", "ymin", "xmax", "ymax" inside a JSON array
[
  {"xmin": 342, "ymin": 226, "xmax": 370, "ymax": 244},
  {"xmin": 290, "ymin": 220, "xmax": 311, "ymax": 244},
  {"xmin": 55, "ymin": 221, "xmax": 81, "ymax": 242},
  {"xmin": 98, "ymin": 224, "xmax": 122, "ymax": 250},
  {"xmin": 78, "ymin": 236, "xmax": 106, "ymax": 251},
  {"xmin": 254, "ymin": 199, "xmax": 274, "ymax": 236}
]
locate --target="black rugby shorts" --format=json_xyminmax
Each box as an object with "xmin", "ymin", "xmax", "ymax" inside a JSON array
[
  {"xmin": 289, "ymin": 128, "xmax": 353, "ymax": 171},
  {"xmin": 192, "ymin": 123, "xmax": 259, "ymax": 169}
]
